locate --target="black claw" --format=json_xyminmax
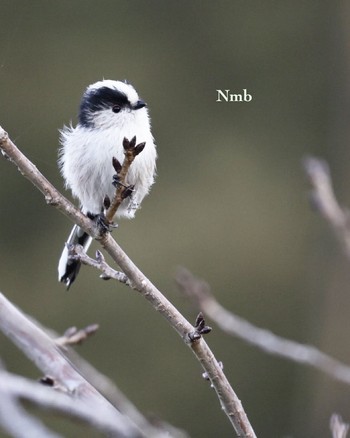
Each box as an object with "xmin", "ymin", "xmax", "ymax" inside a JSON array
[
  {"xmin": 96, "ymin": 214, "xmax": 111, "ymax": 233},
  {"xmin": 112, "ymin": 174, "xmax": 134, "ymax": 200},
  {"xmin": 121, "ymin": 184, "xmax": 135, "ymax": 200},
  {"xmin": 87, "ymin": 212, "xmax": 112, "ymax": 234},
  {"xmin": 188, "ymin": 312, "xmax": 212, "ymax": 342},
  {"xmin": 112, "ymin": 174, "xmax": 130, "ymax": 189},
  {"xmin": 112, "ymin": 174, "xmax": 121, "ymax": 188}
]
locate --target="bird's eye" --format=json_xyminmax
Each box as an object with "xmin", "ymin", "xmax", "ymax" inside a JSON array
[{"xmin": 112, "ymin": 105, "xmax": 121, "ymax": 113}]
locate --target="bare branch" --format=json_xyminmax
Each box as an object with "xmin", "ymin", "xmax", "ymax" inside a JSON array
[
  {"xmin": 106, "ymin": 136, "xmax": 145, "ymax": 222},
  {"xmin": 0, "ymin": 128, "xmax": 97, "ymax": 238},
  {"xmin": 58, "ymin": 340, "xmax": 188, "ymax": 438},
  {"xmin": 304, "ymin": 156, "xmax": 350, "ymax": 256},
  {"xmin": 0, "ymin": 292, "xmax": 143, "ymax": 438},
  {"xmin": 0, "ymin": 378, "xmax": 62, "ymax": 438},
  {"xmin": 55, "ymin": 323, "xmax": 99, "ymax": 348},
  {"xmin": 72, "ymin": 238, "xmax": 256, "ymax": 437},
  {"xmin": 176, "ymin": 267, "xmax": 350, "ymax": 386},
  {"xmin": 330, "ymin": 414, "xmax": 349, "ymax": 438},
  {"xmin": 69, "ymin": 244, "xmax": 130, "ymax": 285},
  {"xmin": 10, "ymin": 313, "xmax": 186, "ymax": 438},
  {"xmin": 0, "ymin": 369, "xmax": 143, "ymax": 437},
  {"xmin": 0, "ymin": 125, "xmax": 256, "ymax": 437}
]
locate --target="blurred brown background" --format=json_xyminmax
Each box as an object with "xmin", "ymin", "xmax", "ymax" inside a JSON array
[{"xmin": 1, "ymin": 1, "xmax": 349, "ymax": 437}]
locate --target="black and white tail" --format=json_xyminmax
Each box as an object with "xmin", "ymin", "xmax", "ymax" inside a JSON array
[{"xmin": 58, "ymin": 225, "xmax": 92, "ymax": 289}]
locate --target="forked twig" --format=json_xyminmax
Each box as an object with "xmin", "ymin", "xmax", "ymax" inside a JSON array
[
  {"xmin": 68, "ymin": 244, "xmax": 130, "ymax": 284},
  {"xmin": 55, "ymin": 324, "xmax": 99, "ymax": 348},
  {"xmin": 105, "ymin": 136, "xmax": 145, "ymax": 222},
  {"xmin": 176, "ymin": 267, "xmax": 350, "ymax": 386}
]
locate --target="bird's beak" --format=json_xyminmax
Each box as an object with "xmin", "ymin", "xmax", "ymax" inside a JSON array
[{"xmin": 133, "ymin": 100, "xmax": 146, "ymax": 110}]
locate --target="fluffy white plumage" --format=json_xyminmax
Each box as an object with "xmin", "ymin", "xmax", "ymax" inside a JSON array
[
  {"xmin": 58, "ymin": 79, "xmax": 157, "ymax": 288},
  {"xmin": 59, "ymin": 80, "xmax": 156, "ymax": 217}
]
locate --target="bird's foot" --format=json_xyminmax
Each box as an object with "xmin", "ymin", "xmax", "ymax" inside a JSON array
[
  {"xmin": 87, "ymin": 211, "xmax": 117, "ymax": 234},
  {"xmin": 112, "ymin": 174, "xmax": 135, "ymax": 199}
]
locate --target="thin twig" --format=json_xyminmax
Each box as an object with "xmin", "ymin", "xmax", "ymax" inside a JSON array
[
  {"xmin": 106, "ymin": 136, "xmax": 145, "ymax": 222},
  {"xmin": 304, "ymin": 156, "xmax": 350, "ymax": 256},
  {"xmin": 69, "ymin": 244, "xmax": 130, "ymax": 285},
  {"xmin": 55, "ymin": 323, "xmax": 99, "ymax": 348},
  {"xmin": 0, "ymin": 125, "xmax": 256, "ymax": 437},
  {"xmin": 176, "ymin": 267, "xmax": 350, "ymax": 386}
]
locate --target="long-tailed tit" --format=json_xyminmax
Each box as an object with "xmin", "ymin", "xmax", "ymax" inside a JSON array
[{"xmin": 58, "ymin": 79, "xmax": 157, "ymax": 288}]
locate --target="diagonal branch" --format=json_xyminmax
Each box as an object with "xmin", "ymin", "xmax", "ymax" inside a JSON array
[
  {"xmin": 0, "ymin": 125, "xmax": 256, "ymax": 437},
  {"xmin": 0, "ymin": 128, "xmax": 96, "ymax": 237},
  {"xmin": 176, "ymin": 267, "xmax": 350, "ymax": 386},
  {"xmin": 98, "ymin": 233, "xmax": 256, "ymax": 437}
]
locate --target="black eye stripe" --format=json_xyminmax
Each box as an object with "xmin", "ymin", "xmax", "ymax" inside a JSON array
[
  {"xmin": 79, "ymin": 87, "xmax": 129, "ymax": 126},
  {"xmin": 86, "ymin": 87, "xmax": 128, "ymax": 110}
]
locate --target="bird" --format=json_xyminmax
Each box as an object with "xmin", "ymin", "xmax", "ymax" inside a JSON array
[{"xmin": 58, "ymin": 79, "xmax": 157, "ymax": 289}]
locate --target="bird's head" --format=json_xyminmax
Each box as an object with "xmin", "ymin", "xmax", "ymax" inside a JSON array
[{"xmin": 79, "ymin": 79, "xmax": 147, "ymax": 129}]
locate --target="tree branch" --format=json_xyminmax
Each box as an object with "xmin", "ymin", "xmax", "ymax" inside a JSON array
[
  {"xmin": 330, "ymin": 414, "xmax": 349, "ymax": 438},
  {"xmin": 0, "ymin": 369, "xmax": 142, "ymax": 437},
  {"xmin": 98, "ymin": 233, "xmax": 256, "ymax": 436},
  {"xmin": 0, "ymin": 126, "xmax": 256, "ymax": 437},
  {"xmin": 304, "ymin": 156, "xmax": 350, "ymax": 257},
  {"xmin": 0, "ymin": 375, "xmax": 62, "ymax": 438},
  {"xmin": 106, "ymin": 136, "xmax": 145, "ymax": 222},
  {"xmin": 69, "ymin": 245, "xmax": 130, "ymax": 285},
  {"xmin": 0, "ymin": 292, "xmax": 143, "ymax": 438},
  {"xmin": 176, "ymin": 267, "xmax": 350, "ymax": 386},
  {"xmin": 55, "ymin": 323, "xmax": 100, "ymax": 348},
  {"xmin": 54, "ymin": 329, "xmax": 188, "ymax": 438},
  {"xmin": 3, "ymin": 308, "xmax": 186, "ymax": 438}
]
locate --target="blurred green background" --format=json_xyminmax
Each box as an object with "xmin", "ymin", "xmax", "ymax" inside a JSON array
[{"xmin": 1, "ymin": 1, "xmax": 350, "ymax": 437}]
